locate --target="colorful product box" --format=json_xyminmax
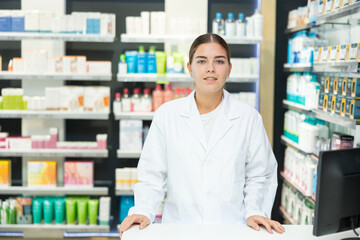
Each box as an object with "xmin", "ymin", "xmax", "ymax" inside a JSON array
[
  {"xmin": 335, "ymin": 96, "xmax": 343, "ymax": 114},
  {"xmin": 319, "ymin": 92, "xmax": 325, "ymax": 110},
  {"xmin": 330, "ymin": 45, "xmax": 338, "ymax": 62},
  {"xmin": 0, "ymin": 160, "xmax": 11, "ymax": 186},
  {"xmin": 6, "ymin": 137, "xmax": 32, "ymax": 150},
  {"xmin": 339, "ymin": 44, "xmax": 347, "ymax": 61},
  {"xmin": 330, "ymin": 95, "xmax": 337, "ymax": 114},
  {"xmin": 16, "ymin": 197, "xmax": 32, "ymax": 224},
  {"xmin": 331, "ymin": 132, "xmax": 354, "ymax": 150},
  {"xmin": 64, "ymin": 161, "xmax": 94, "ymax": 187},
  {"xmin": 339, "ymin": 77, "xmax": 347, "ymax": 96},
  {"xmin": 349, "ymin": 99, "xmax": 360, "ymax": 120},
  {"xmin": 314, "ymin": 47, "xmax": 321, "ymax": 63},
  {"xmin": 332, "ymin": 76, "xmax": 339, "ymax": 95},
  {"xmin": 324, "ymin": 76, "xmax": 330, "ymax": 93},
  {"xmin": 28, "ymin": 161, "xmax": 57, "ymax": 187},
  {"xmin": 350, "ymin": 78, "xmax": 360, "ymax": 98},
  {"xmin": 349, "ymin": 43, "xmax": 359, "ymax": 61},
  {"xmin": 344, "ymin": 44, "xmax": 351, "ymax": 61}
]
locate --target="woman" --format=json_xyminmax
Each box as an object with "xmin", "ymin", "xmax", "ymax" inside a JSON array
[{"xmin": 120, "ymin": 33, "xmax": 284, "ymax": 237}]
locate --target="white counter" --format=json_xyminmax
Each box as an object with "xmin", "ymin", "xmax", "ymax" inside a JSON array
[{"xmin": 122, "ymin": 224, "xmax": 357, "ymax": 240}]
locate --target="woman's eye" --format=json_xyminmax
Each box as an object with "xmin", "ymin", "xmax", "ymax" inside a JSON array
[
  {"xmin": 197, "ymin": 60, "xmax": 206, "ymax": 64},
  {"xmin": 216, "ymin": 60, "xmax": 225, "ymax": 64}
]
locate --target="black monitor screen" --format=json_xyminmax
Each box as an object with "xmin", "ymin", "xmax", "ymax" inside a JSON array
[{"xmin": 313, "ymin": 148, "xmax": 360, "ymax": 237}]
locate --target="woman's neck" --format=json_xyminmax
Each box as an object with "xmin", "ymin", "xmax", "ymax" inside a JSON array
[{"xmin": 194, "ymin": 90, "xmax": 223, "ymax": 115}]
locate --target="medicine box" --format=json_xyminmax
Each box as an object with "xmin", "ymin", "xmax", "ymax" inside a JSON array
[
  {"xmin": 11, "ymin": 10, "xmax": 25, "ymax": 32},
  {"xmin": 349, "ymin": 43, "xmax": 359, "ymax": 61},
  {"xmin": 331, "ymin": 132, "xmax": 354, "ymax": 150},
  {"xmin": 330, "ymin": 95, "xmax": 337, "ymax": 114},
  {"xmin": 339, "ymin": 44, "xmax": 347, "ymax": 61},
  {"xmin": 327, "ymin": 94, "xmax": 333, "ymax": 112},
  {"xmin": 324, "ymin": 76, "xmax": 330, "ymax": 93},
  {"xmin": 6, "ymin": 137, "xmax": 32, "ymax": 150},
  {"xmin": 350, "ymin": 77, "xmax": 360, "ymax": 98},
  {"xmin": 64, "ymin": 161, "xmax": 94, "ymax": 187},
  {"xmin": 339, "ymin": 77, "xmax": 348, "ymax": 96},
  {"xmin": 28, "ymin": 160, "xmax": 57, "ymax": 187},
  {"xmin": 120, "ymin": 120, "xmax": 143, "ymax": 151},
  {"xmin": 349, "ymin": 99, "xmax": 360, "ymax": 120},
  {"xmin": 330, "ymin": 45, "xmax": 337, "ymax": 62},
  {"xmin": 0, "ymin": 10, "xmax": 11, "ymax": 32},
  {"xmin": 332, "ymin": 76, "xmax": 339, "ymax": 95},
  {"xmin": 335, "ymin": 96, "xmax": 343, "ymax": 114},
  {"xmin": 0, "ymin": 160, "xmax": 11, "ymax": 186},
  {"xmin": 318, "ymin": 92, "xmax": 325, "ymax": 110}
]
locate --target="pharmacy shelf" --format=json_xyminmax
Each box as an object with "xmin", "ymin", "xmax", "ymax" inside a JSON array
[
  {"xmin": 279, "ymin": 206, "xmax": 297, "ymax": 225},
  {"xmin": 0, "ymin": 186, "xmax": 108, "ymax": 196},
  {"xmin": 120, "ymin": 34, "xmax": 262, "ymax": 44},
  {"xmin": 0, "ymin": 110, "xmax": 109, "ymax": 119},
  {"xmin": 0, "ymin": 149, "xmax": 108, "ymax": 158},
  {"xmin": 312, "ymin": 61, "xmax": 360, "ymax": 74},
  {"xmin": 115, "ymin": 189, "xmax": 134, "ymax": 196},
  {"xmin": 0, "ymin": 71, "xmax": 112, "ymax": 81},
  {"xmin": 0, "ymin": 224, "xmax": 109, "ymax": 239},
  {"xmin": 316, "ymin": 2, "xmax": 360, "ymax": 25},
  {"xmin": 283, "ymin": 63, "xmax": 313, "ymax": 72},
  {"xmin": 114, "ymin": 112, "xmax": 154, "ymax": 120},
  {"xmin": 312, "ymin": 109, "xmax": 359, "ymax": 129},
  {"xmin": 117, "ymin": 73, "xmax": 259, "ymax": 83},
  {"xmin": 117, "ymin": 150, "xmax": 141, "ymax": 158},
  {"xmin": 280, "ymin": 171, "xmax": 314, "ymax": 200},
  {"xmin": 285, "ymin": 22, "xmax": 316, "ymax": 34},
  {"xmin": 282, "ymin": 100, "xmax": 313, "ymax": 115},
  {"xmin": 0, "ymin": 32, "xmax": 115, "ymax": 42},
  {"xmin": 280, "ymin": 135, "xmax": 312, "ymax": 154}
]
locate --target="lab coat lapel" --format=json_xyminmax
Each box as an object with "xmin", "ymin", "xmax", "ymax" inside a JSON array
[{"xmin": 181, "ymin": 91, "xmax": 207, "ymax": 150}]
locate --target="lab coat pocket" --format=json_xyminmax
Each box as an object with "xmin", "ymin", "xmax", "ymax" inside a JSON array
[{"xmin": 222, "ymin": 150, "xmax": 246, "ymax": 184}]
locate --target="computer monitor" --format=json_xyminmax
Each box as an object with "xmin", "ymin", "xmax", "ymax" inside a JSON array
[{"xmin": 313, "ymin": 148, "xmax": 360, "ymax": 239}]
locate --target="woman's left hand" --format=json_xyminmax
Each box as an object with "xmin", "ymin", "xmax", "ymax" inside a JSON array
[{"xmin": 246, "ymin": 215, "xmax": 285, "ymax": 234}]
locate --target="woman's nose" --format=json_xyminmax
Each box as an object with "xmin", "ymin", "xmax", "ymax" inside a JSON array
[{"xmin": 206, "ymin": 63, "xmax": 215, "ymax": 72}]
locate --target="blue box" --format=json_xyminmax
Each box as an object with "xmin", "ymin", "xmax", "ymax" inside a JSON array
[
  {"xmin": 11, "ymin": 17, "xmax": 24, "ymax": 32},
  {"xmin": 0, "ymin": 16, "xmax": 11, "ymax": 32}
]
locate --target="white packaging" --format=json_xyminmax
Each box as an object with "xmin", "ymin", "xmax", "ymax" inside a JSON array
[
  {"xmin": 55, "ymin": 57, "xmax": 62, "ymax": 72},
  {"xmin": 25, "ymin": 10, "xmax": 39, "ymax": 32},
  {"xmin": 245, "ymin": 16, "xmax": 253, "ymax": 37},
  {"xmin": 116, "ymin": 168, "xmax": 131, "ymax": 190},
  {"xmin": 134, "ymin": 17, "xmax": 142, "ymax": 35},
  {"xmin": 62, "ymin": 56, "xmax": 76, "ymax": 73},
  {"xmin": 100, "ymin": 13, "xmax": 114, "ymax": 36},
  {"xmin": 71, "ymin": 12, "xmax": 87, "ymax": 34},
  {"xmin": 349, "ymin": 43, "xmax": 359, "ymax": 61},
  {"xmin": 37, "ymin": 50, "xmax": 47, "ymax": 73},
  {"xmin": 76, "ymin": 56, "xmax": 86, "ymax": 74},
  {"xmin": 39, "ymin": 11, "xmax": 53, "ymax": 32},
  {"xmin": 252, "ymin": 9, "xmax": 263, "ymax": 38},
  {"xmin": 24, "ymin": 50, "xmax": 35, "ymax": 73},
  {"xmin": 287, "ymin": 9, "xmax": 298, "ymax": 29},
  {"xmin": 47, "ymin": 58, "xmax": 56, "ymax": 73},
  {"xmin": 126, "ymin": 16, "xmax": 135, "ymax": 34},
  {"xmin": 86, "ymin": 61, "xmax": 111, "ymax": 74},
  {"xmin": 141, "ymin": 12, "xmax": 150, "ymax": 35},
  {"xmin": 84, "ymin": 87, "xmax": 110, "ymax": 112},
  {"xmin": 45, "ymin": 87, "xmax": 60, "ymax": 110},
  {"xmin": 99, "ymin": 197, "xmax": 111, "ymax": 225},
  {"xmin": 60, "ymin": 86, "xmax": 84, "ymax": 112},
  {"xmin": 120, "ymin": 120, "xmax": 143, "ymax": 151},
  {"xmin": 12, "ymin": 58, "xmax": 24, "ymax": 72},
  {"xmin": 6, "ymin": 137, "xmax": 32, "ymax": 149}
]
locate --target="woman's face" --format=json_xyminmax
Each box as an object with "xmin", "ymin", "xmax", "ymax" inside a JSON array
[{"xmin": 187, "ymin": 42, "xmax": 232, "ymax": 95}]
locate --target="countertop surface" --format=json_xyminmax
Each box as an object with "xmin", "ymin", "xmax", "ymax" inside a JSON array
[{"xmin": 122, "ymin": 224, "xmax": 357, "ymax": 240}]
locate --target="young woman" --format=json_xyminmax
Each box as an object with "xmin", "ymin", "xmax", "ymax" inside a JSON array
[{"xmin": 120, "ymin": 33, "xmax": 284, "ymax": 237}]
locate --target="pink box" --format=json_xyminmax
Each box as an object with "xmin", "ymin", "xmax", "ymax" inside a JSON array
[{"xmin": 64, "ymin": 161, "xmax": 93, "ymax": 187}]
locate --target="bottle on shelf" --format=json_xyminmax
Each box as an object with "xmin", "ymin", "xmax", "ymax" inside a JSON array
[
  {"xmin": 187, "ymin": 88, "xmax": 193, "ymax": 96},
  {"xmin": 131, "ymin": 88, "xmax": 141, "ymax": 112},
  {"xmin": 118, "ymin": 54, "xmax": 127, "ymax": 74},
  {"xmin": 245, "ymin": 16, "xmax": 253, "ymax": 37},
  {"xmin": 137, "ymin": 46, "xmax": 147, "ymax": 74},
  {"xmin": 174, "ymin": 88, "xmax": 180, "ymax": 99},
  {"xmin": 152, "ymin": 84, "xmax": 164, "ymax": 111},
  {"xmin": 180, "ymin": 88, "xmax": 186, "ymax": 98},
  {"xmin": 225, "ymin": 13, "xmax": 236, "ymax": 37},
  {"xmin": 164, "ymin": 84, "xmax": 174, "ymax": 103},
  {"xmin": 212, "ymin": 12, "xmax": 225, "ymax": 36},
  {"xmin": 142, "ymin": 88, "xmax": 153, "ymax": 112},
  {"xmin": 147, "ymin": 46, "xmax": 157, "ymax": 74},
  {"xmin": 252, "ymin": 9, "xmax": 264, "ymax": 38},
  {"xmin": 122, "ymin": 88, "xmax": 131, "ymax": 112},
  {"xmin": 113, "ymin": 92, "xmax": 122, "ymax": 114},
  {"xmin": 236, "ymin": 13, "xmax": 246, "ymax": 37}
]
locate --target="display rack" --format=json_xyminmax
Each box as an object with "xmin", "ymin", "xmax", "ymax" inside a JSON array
[
  {"xmin": 285, "ymin": 22, "xmax": 316, "ymax": 34},
  {"xmin": 114, "ymin": 112, "xmax": 154, "ymax": 120},
  {"xmin": 280, "ymin": 135, "xmax": 313, "ymax": 155},
  {"xmin": 282, "ymin": 100, "xmax": 313, "ymax": 115},
  {"xmin": 117, "ymin": 150, "xmax": 141, "ymax": 158},
  {"xmin": 0, "ymin": 71, "xmax": 112, "ymax": 81},
  {"xmin": 316, "ymin": 1, "xmax": 360, "ymax": 24},
  {"xmin": 0, "ymin": 149, "xmax": 108, "ymax": 158},
  {"xmin": 0, "ymin": 186, "xmax": 108, "ymax": 196},
  {"xmin": 279, "ymin": 206, "xmax": 297, "ymax": 225},
  {"xmin": 0, "ymin": 110, "xmax": 109, "ymax": 120},
  {"xmin": 0, "ymin": 224, "xmax": 109, "ymax": 239},
  {"xmin": 283, "ymin": 63, "xmax": 313, "ymax": 72},
  {"xmin": 117, "ymin": 73, "xmax": 259, "ymax": 83},
  {"xmin": 115, "ymin": 189, "xmax": 134, "ymax": 196},
  {"xmin": 120, "ymin": 34, "xmax": 262, "ymax": 44},
  {"xmin": 280, "ymin": 171, "xmax": 314, "ymax": 200},
  {"xmin": 0, "ymin": 32, "xmax": 115, "ymax": 42},
  {"xmin": 312, "ymin": 61, "xmax": 360, "ymax": 74}
]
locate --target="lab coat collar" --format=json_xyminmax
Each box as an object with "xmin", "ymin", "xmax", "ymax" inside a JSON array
[{"xmin": 180, "ymin": 89, "xmax": 241, "ymax": 152}]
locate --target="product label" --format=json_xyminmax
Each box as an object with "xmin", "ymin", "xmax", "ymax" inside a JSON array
[
  {"xmin": 333, "ymin": 77, "xmax": 339, "ymax": 94},
  {"xmin": 345, "ymin": 44, "xmax": 351, "ymax": 61},
  {"xmin": 340, "ymin": 98, "xmax": 347, "ymax": 116},
  {"xmin": 324, "ymin": 76, "xmax": 330, "ymax": 93},
  {"xmin": 322, "ymin": 46, "xmax": 328, "ymax": 62},
  {"xmin": 335, "ymin": 96, "xmax": 342, "ymax": 114},
  {"xmin": 351, "ymin": 78, "xmax": 359, "ymax": 98},
  {"xmin": 335, "ymin": 45, "xmax": 341, "ymax": 61},
  {"xmin": 330, "ymin": 45, "xmax": 337, "ymax": 61},
  {"xmin": 340, "ymin": 77, "xmax": 347, "ymax": 96},
  {"xmin": 323, "ymin": 94, "xmax": 329, "ymax": 111},
  {"xmin": 326, "ymin": 46, "xmax": 332, "ymax": 62},
  {"xmin": 339, "ymin": 45, "xmax": 347, "ymax": 61},
  {"xmin": 314, "ymin": 48, "xmax": 320, "ymax": 62},
  {"xmin": 349, "ymin": 43, "xmax": 358, "ymax": 60}
]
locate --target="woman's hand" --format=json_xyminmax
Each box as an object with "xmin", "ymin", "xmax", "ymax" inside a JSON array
[
  {"xmin": 246, "ymin": 215, "xmax": 285, "ymax": 234},
  {"xmin": 119, "ymin": 214, "xmax": 150, "ymax": 238}
]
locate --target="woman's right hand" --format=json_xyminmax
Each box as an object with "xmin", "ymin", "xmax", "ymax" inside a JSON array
[{"xmin": 119, "ymin": 214, "xmax": 150, "ymax": 238}]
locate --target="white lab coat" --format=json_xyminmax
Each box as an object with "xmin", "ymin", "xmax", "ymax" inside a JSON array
[{"xmin": 128, "ymin": 89, "xmax": 278, "ymax": 224}]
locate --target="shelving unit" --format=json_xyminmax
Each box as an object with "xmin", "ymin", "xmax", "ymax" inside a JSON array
[
  {"xmin": 115, "ymin": 112, "xmax": 154, "ymax": 120},
  {"xmin": 312, "ymin": 61, "xmax": 360, "ymax": 74},
  {"xmin": 0, "ymin": 110, "xmax": 109, "ymax": 119},
  {"xmin": 0, "ymin": 224, "xmax": 109, "ymax": 239},
  {"xmin": 0, "ymin": 149, "xmax": 108, "ymax": 158},
  {"xmin": 120, "ymin": 34, "xmax": 262, "ymax": 44},
  {"xmin": 280, "ymin": 135, "xmax": 312, "ymax": 155},
  {"xmin": 316, "ymin": 1, "xmax": 360, "ymax": 24},
  {"xmin": 117, "ymin": 150, "xmax": 141, "ymax": 158},
  {"xmin": 0, "ymin": 71, "xmax": 112, "ymax": 81},
  {"xmin": 282, "ymin": 100, "xmax": 313, "ymax": 114},
  {"xmin": 279, "ymin": 206, "xmax": 297, "ymax": 225},
  {"xmin": 117, "ymin": 73, "xmax": 259, "ymax": 83},
  {"xmin": 283, "ymin": 63, "xmax": 313, "ymax": 72},
  {"xmin": 285, "ymin": 23, "xmax": 316, "ymax": 34},
  {"xmin": 0, "ymin": 32, "xmax": 115, "ymax": 42},
  {"xmin": 0, "ymin": 186, "xmax": 108, "ymax": 196},
  {"xmin": 115, "ymin": 189, "xmax": 134, "ymax": 196},
  {"xmin": 280, "ymin": 171, "xmax": 314, "ymax": 200}
]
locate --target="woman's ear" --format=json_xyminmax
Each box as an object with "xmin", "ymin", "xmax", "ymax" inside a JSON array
[
  {"xmin": 228, "ymin": 62, "xmax": 232, "ymax": 77},
  {"xmin": 187, "ymin": 62, "xmax": 192, "ymax": 75}
]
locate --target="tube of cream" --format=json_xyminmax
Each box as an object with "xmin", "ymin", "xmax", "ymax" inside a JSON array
[
  {"xmin": 155, "ymin": 51, "xmax": 166, "ymax": 74},
  {"xmin": 77, "ymin": 199, "xmax": 88, "ymax": 225},
  {"xmin": 43, "ymin": 198, "xmax": 54, "ymax": 224},
  {"xmin": 32, "ymin": 198, "xmax": 43, "ymax": 224},
  {"xmin": 88, "ymin": 199, "xmax": 99, "ymax": 225},
  {"xmin": 54, "ymin": 197, "xmax": 65, "ymax": 224},
  {"xmin": 125, "ymin": 51, "xmax": 138, "ymax": 73},
  {"xmin": 65, "ymin": 198, "xmax": 77, "ymax": 224}
]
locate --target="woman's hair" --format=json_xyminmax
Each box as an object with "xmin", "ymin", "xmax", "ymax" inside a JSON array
[{"xmin": 188, "ymin": 33, "xmax": 231, "ymax": 65}]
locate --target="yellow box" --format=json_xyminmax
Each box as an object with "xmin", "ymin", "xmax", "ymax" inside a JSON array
[
  {"xmin": 324, "ymin": 76, "xmax": 330, "ymax": 93},
  {"xmin": 345, "ymin": 44, "xmax": 351, "ymax": 61},
  {"xmin": 28, "ymin": 160, "xmax": 57, "ymax": 186},
  {"xmin": 0, "ymin": 160, "xmax": 11, "ymax": 186},
  {"xmin": 335, "ymin": 45, "xmax": 341, "ymax": 61},
  {"xmin": 326, "ymin": 46, "xmax": 332, "ymax": 62}
]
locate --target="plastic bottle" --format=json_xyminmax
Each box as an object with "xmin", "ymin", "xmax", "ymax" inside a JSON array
[
  {"xmin": 180, "ymin": 88, "xmax": 186, "ymax": 98},
  {"xmin": 152, "ymin": 84, "xmax": 164, "ymax": 111},
  {"xmin": 147, "ymin": 46, "xmax": 157, "ymax": 73},
  {"xmin": 316, "ymin": 120, "xmax": 329, "ymax": 139},
  {"xmin": 212, "ymin": 12, "xmax": 225, "ymax": 35},
  {"xmin": 164, "ymin": 84, "xmax": 174, "ymax": 103},
  {"xmin": 9, "ymin": 199, "xmax": 16, "ymax": 224},
  {"xmin": 142, "ymin": 88, "xmax": 153, "ymax": 112},
  {"xmin": 1, "ymin": 201, "xmax": 8, "ymax": 224},
  {"xmin": 236, "ymin": 13, "xmax": 246, "ymax": 37},
  {"xmin": 187, "ymin": 88, "xmax": 192, "ymax": 96},
  {"xmin": 113, "ymin": 92, "xmax": 122, "ymax": 114},
  {"xmin": 225, "ymin": 13, "xmax": 236, "ymax": 37},
  {"xmin": 137, "ymin": 46, "xmax": 147, "ymax": 73},
  {"xmin": 245, "ymin": 17, "xmax": 253, "ymax": 37},
  {"xmin": 286, "ymin": 73, "xmax": 298, "ymax": 103},
  {"xmin": 252, "ymin": 9, "xmax": 264, "ymax": 38},
  {"xmin": 298, "ymin": 73, "xmax": 310, "ymax": 105},
  {"xmin": 174, "ymin": 88, "xmax": 180, "ymax": 99},
  {"xmin": 305, "ymin": 74, "xmax": 320, "ymax": 109},
  {"xmin": 131, "ymin": 88, "xmax": 141, "ymax": 112},
  {"xmin": 122, "ymin": 88, "xmax": 131, "ymax": 112},
  {"xmin": 118, "ymin": 54, "xmax": 127, "ymax": 74}
]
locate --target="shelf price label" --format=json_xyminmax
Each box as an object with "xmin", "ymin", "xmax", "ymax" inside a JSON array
[{"xmin": 156, "ymin": 74, "xmax": 169, "ymax": 84}]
